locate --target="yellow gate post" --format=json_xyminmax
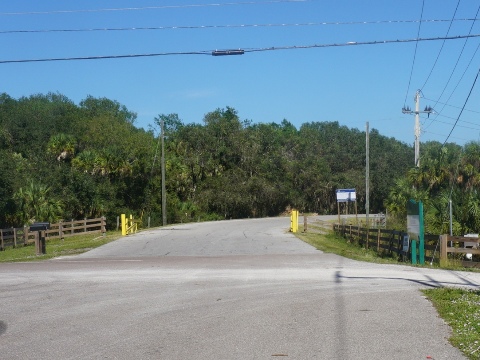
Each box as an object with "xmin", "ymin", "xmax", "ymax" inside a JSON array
[
  {"xmin": 295, "ymin": 210, "xmax": 299, "ymax": 233},
  {"xmin": 291, "ymin": 210, "xmax": 299, "ymax": 233},
  {"xmin": 121, "ymin": 214, "xmax": 126, "ymax": 236}
]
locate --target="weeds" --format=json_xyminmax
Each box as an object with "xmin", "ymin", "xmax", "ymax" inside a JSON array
[{"xmin": 423, "ymin": 288, "xmax": 480, "ymax": 360}]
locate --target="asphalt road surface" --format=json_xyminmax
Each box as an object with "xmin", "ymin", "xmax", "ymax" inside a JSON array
[{"xmin": 1, "ymin": 216, "xmax": 479, "ymax": 359}]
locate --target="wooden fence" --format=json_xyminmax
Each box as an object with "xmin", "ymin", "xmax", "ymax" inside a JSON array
[
  {"xmin": 0, "ymin": 217, "xmax": 106, "ymax": 250},
  {"xmin": 439, "ymin": 235, "xmax": 480, "ymax": 268},
  {"xmin": 333, "ymin": 223, "xmax": 441, "ymax": 263}
]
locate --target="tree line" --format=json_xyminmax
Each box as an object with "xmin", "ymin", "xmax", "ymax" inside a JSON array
[
  {"xmin": 385, "ymin": 140, "xmax": 480, "ymax": 235},
  {"xmin": 3, "ymin": 91, "xmax": 476, "ymax": 234}
]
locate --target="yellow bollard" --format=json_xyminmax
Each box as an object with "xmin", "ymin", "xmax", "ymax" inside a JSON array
[
  {"xmin": 291, "ymin": 210, "xmax": 299, "ymax": 233},
  {"xmin": 294, "ymin": 210, "xmax": 299, "ymax": 233},
  {"xmin": 121, "ymin": 214, "xmax": 126, "ymax": 236}
]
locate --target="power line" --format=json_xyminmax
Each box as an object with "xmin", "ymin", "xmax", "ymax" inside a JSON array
[
  {"xmin": 422, "ymin": 129, "xmax": 469, "ymax": 142},
  {"xmin": 423, "ymin": 96, "xmax": 480, "ymax": 114},
  {"xmin": 2, "ymin": 18, "xmax": 479, "ymax": 34},
  {"xmin": 420, "ymin": 0, "xmax": 461, "ymax": 91},
  {"xmin": 2, "ymin": 33, "xmax": 480, "ymax": 64},
  {"xmin": 423, "ymin": 114, "xmax": 480, "ymax": 132},
  {"xmin": 442, "ymin": 66, "xmax": 480, "ymax": 146},
  {"xmin": 0, "ymin": 0, "xmax": 313, "ymax": 16},
  {"xmin": 244, "ymin": 33, "xmax": 480, "ymax": 52},
  {"xmin": 430, "ymin": 4, "xmax": 480, "ymax": 109},
  {"xmin": 423, "ymin": 4, "xmax": 480, "ymax": 137},
  {"xmin": 0, "ymin": 51, "xmax": 211, "ymax": 64},
  {"xmin": 403, "ymin": 0, "xmax": 425, "ymax": 107}
]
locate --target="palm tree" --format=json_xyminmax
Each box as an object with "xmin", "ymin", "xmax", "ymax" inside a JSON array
[
  {"xmin": 14, "ymin": 181, "xmax": 63, "ymax": 225},
  {"xmin": 47, "ymin": 133, "xmax": 76, "ymax": 161}
]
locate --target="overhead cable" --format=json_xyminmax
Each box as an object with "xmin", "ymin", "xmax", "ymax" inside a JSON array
[
  {"xmin": 431, "ymin": 4, "xmax": 480, "ymax": 108},
  {"xmin": 423, "ymin": 4, "xmax": 480, "ymax": 135},
  {"xmin": 423, "ymin": 96, "xmax": 480, "ymax": 114},
  {"xmin": 2, "ymin": 18, "xmax": 478, "ymax": 34},
  {"xmin": 442, "ymin": 66, "xmax": 480, "ymax": 145},
  {"xmin": 2, "ymin": 33, "xmax": 480, "ymax": 64},
  {"xmin": 420, "ymin": 0, "xmax": 461, "ymax": 91},
  {"xmin": 403, "ymin": 0, "xmax": 425, "ymax": 107},
  {"xmin": 0, "ymin": 0, "xmax": 313, "ymax": 16}
]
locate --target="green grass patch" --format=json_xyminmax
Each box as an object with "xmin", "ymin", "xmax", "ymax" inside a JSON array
[
  {"xmin": 0, "ymin": 231, "xmax": 123, "ymax": 262},
  {"xmin": 423, "ymin": 288, "xmax": 480, "ymax": 359},
  {"xmin": 296, "ymin": 231, "xmax": 400, "ymax": 264}
]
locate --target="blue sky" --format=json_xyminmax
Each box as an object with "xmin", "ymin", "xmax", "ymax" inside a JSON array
[{"xmin": 1, "ymin": 0, "xmax": 480, "ymax": 146}]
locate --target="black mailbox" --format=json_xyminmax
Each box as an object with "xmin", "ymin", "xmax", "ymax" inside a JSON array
[
  {"xmin": 30, "ymin": 222, "xmax": 50, "ymax": 232},
  {"xmin": 30, "ymin": 222, "xmax": 50, "ymax": 255}
]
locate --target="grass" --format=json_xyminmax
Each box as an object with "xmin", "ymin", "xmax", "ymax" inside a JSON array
[
  {"xmin": 296, "ymin": 230, "xmax": 402, "ymax": 265},
  {"xmin": 422, "ymin": 288, "xmax": 480, "ymax": 360},
  {"xmin": 0, "ymin": 231, "xmax": 123, "ymax": 262}
]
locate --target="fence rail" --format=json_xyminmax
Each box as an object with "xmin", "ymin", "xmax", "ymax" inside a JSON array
[
  {"xmin": 0, "ymin": 217, "xmax": 106, "ymax": 250},
  {"xmin": 332, "ymin": 223, "xmax": 441, "ymax": 264},
  {"xmin": 440, "ymin": 235, "xmax": 480, "ymax": 268}
]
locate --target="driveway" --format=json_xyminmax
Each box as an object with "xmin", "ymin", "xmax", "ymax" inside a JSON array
[{"xmin": 0, "ymin": 217, "xmax": 478, "ymax": 359}]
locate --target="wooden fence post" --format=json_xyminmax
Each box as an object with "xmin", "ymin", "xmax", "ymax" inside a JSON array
[
  {"xmin": 389, "ymin": 232, "xmax": 394, "ymax": 256},
  {"xmin": 23, "ymin": 226, "xmax": 28, "ymax": 245},
  {"xmin": 101, "ymin": 216, "xmax": 106, "ymax": 236},
  {"xmin": 439, "ymin": 234, "xmax": 448, "ymax": 266},
  {"xmin": 0, "ymin": 229, "xmax": 4, "ymax": 250},
  {"xmin": 34, "ymin": 231, "xmax": 40, "ymax": 255},
  {"xmin": 377, "ymin": 229, "xmax": 381, "ymax": 253},
  {"xmin": 13, "ymin": 227, "xmax": 17, "ymax": 248},
  {"xmin": 59, "ymin": 221, "xmax": 64, "ymax": 241},
  {"xmin": 304, "ymin": 215, "xmax": 307, "ymax": 233}
]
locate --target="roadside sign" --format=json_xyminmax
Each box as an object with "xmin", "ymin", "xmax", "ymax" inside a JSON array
[
  {"xmin": 336, "ymin": 189, "xmax": 356, "ymax": 202},
  {"xmin": 406, "ymin": 199, "xmax": 424, "ymax": 264}
]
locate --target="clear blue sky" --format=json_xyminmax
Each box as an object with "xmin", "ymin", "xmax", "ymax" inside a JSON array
[{"xmin": 1, "ymin": 0, "xmax": 480, "ymax": 146}]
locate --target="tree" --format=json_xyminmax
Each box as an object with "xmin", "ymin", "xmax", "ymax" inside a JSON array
[
  {"xmin": 47, "ymin": 133, "xmax": 76, "ymax": 161},
  {"xmin": 14, "ymin": 181, "xmax": 63, "ymax": 225}
]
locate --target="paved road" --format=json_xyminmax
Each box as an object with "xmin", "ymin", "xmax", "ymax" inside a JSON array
[{"xmin": 1, "ymin": 217, "xmax": 479, "ymax": 359}]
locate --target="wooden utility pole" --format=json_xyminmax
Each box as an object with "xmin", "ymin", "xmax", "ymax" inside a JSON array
[
  {"xmin": 365, "ymin": 122, "xmax": 370, "ymax": 228},
  {"xmin": 161, "ymin": 119, "xmax": 167, "ymax": 226}
]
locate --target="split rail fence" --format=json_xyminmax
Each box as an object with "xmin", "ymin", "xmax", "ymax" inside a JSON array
[
  {"xmin": 333, "ymin": 223, "xmax": 440, "ymax": 264},
  {"xmin": 439, "ymin": 235, "xmax": 480, "ymax": 268},
  {"xmin": 0, "ymin": 217, "xmax": 106, "ymax": 250}
]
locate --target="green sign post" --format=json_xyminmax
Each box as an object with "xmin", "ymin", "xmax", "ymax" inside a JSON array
[{"xmin": 407, "ymin": 199, "xmax": 424, "ymax": 265}]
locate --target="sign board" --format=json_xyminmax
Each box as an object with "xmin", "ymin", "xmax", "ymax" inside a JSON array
[
  {"xmin": 406, "ymin": 199, "xmax": 425, "ymax": 265},
  {"xmin": 402, "ymin": 234, "xmax": 410, "ymax": 252},
  {"xmin": 407, "ymin": 199, "xmax": 420, "ymax": 236},
  {"xmin": 336, "ymin": 189, "xmax": 356, "ymax": 202}
]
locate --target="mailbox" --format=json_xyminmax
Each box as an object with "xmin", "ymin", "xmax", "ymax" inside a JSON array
[
  {"xmin": 30, "ymin": 222, "xmax": 50, "ymax": 255},
  {"xmin": 30, "ymin": 222, "xmax": 50, "ymax": 232}
]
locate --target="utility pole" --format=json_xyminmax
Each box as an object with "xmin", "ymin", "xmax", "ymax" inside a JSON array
[
  {"xmin": 365, "ymin": 122, "xmax": 370, "ymax": 229},
  {"xmin": 402, "ymin": 90, "xmax": 433, "ymax": 167},
  {"xmin": 161, "ymin": 119, "xmax": 167, "ymax": 226}
]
